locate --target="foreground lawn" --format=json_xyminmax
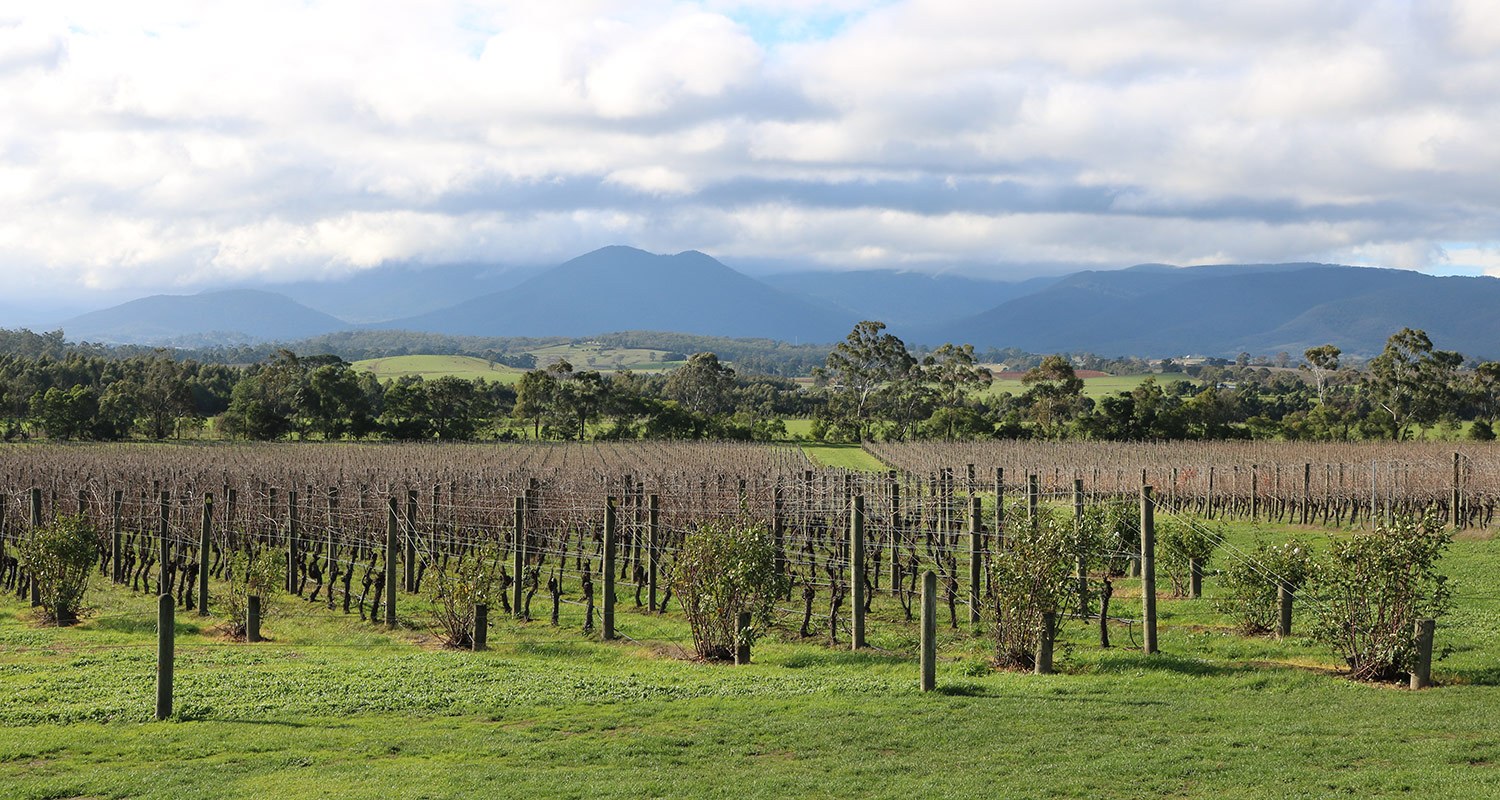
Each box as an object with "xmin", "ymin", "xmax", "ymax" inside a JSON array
[{"xmin": 1, "ymin": 526, "xmax": 1496, "ymax": 798}]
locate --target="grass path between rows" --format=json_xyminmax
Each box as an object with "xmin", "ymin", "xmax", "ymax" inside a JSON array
[{"xmin": 800, "ymin": 443, "xmax": 889, "ymax": 471}]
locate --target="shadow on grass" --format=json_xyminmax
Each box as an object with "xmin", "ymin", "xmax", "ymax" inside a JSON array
[
  {"xmin": 777, "ymin": 648, "xmax": 912, "ymax": 669},
  {"xmin": 1441, "ymin": 665, "xmax": 1500, "ymax": 686},
  {"xmin": 930, "ymin": 680, "xmax": 1168, "ymax": 707},
  {"xmin": 935, "ymin": 682, "xmax": 989, "ymax": 697},
  {"xmin": 180, "ymin": 714, "xmax": 316, "ymax": 727},
  {"xmin": 1082, "ymin": 651, "xmax": 1265, "ymax": 678},
  {"xmin": 89, "ymin": 616, "xmax": 201, "ymax": 636}
]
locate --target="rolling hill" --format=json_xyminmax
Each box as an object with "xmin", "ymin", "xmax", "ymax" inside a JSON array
[
  {"xmin": 57, "ymin": 289, "xmax": 348, "ymax": 345},
  {"xmin": 928, "ymin": 263, "xmax": 1500, "ymax": 359},
  {"xmin": 40, "ymin": 248, "xmax": 1500, "ymax": 360},
  {"xmin": 352, "ymin": 355, "xmax": 525, "ymax": 384},
  {"xmin": 381, "ymin": 246, "xmax": 855, "ymax": 342},
  {"xmin": 760, "ymin": 270, "xmax": 1057, "ymax": 329},
  {"xmin": 273, "ymin": 263, "xmax": 543, "ymax": 324}
]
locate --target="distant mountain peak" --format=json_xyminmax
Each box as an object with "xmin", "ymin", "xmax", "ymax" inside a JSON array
[
  {"xmin": 378, "ymin": 246, "xmax": 854, "ymax": 341},
  {"xmin": 930, "ymin": 262, "xmax": 1500, "ymax": 359},
  {"xmin": 59, "ymin": 290, "xmax": 347, "ymax": 346}
]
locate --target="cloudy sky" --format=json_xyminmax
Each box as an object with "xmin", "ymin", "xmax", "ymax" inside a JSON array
[{"xmin": 4, "ymin": 0, "xmax": 1500, "ymax": 303}]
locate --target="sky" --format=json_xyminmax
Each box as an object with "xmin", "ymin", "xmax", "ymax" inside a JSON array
[{"xmin": 4, "ymin": 0, "xmax": 1500, "ymax": 304}]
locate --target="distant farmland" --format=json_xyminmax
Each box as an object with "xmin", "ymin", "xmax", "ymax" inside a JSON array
[
  {"xmin": 354, "ymin": 354, "xmax": 1180, "ymax": 405},
  {"xmin": 985, "ymin": 371, "xmax": 1195, "ymax": 399},
  {"xmin": 528, "ymin": 342, "xmax": 685, "ymax": 372},
  {"xmin": 353, "ymin": 355, "xmax": 525, "ymax": 384}
]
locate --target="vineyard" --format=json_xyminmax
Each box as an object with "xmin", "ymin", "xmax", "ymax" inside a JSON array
[
  {"xmin": 868, "ymin": 440, "xmax": 1500, "ymax": 528},
  {"xmin": 1, "ymin": 440, "xmax": 1491, "ymax": 657},
  {"xmin": 1, "ymin": 440, "xmax": 1496, "ymax": 797}
]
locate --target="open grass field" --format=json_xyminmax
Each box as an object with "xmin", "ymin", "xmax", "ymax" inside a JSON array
[
  {"xmin": 801, "ymin": 443, "xmax": 889, "ymax": 471},
  {"xmin": 2, "ymin": 514, "xmax": 1497, "ymax": 798},
  {"xmin": 529, "ymin": 343, "xmax": 685, "ymax": 372},
  {"xmin": 355, "ymin": 346, "xmax": 686, "ymax": 384},
  {"xmin": 352, "ymin": 355, "xmax": 525, "ymax": 384},
  {"xmin": 985, "ymin": 372, "xmax": 1197, "ymax": 400}
]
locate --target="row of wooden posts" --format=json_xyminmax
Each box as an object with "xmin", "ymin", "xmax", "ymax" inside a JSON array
[
  {"xmin": 1, "ymin": 480, "xmax": 1439, "ymax": 721},
  {"xmin": 0, "ymin": 477, "xmax": 1286, "ymax": 647}
]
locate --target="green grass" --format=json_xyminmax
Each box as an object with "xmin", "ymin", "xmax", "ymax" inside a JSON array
[
  {"xmin": 783, "ymin": 418, "xmax": 815, "ymax": 438},
  {"xmin": 529, "ymin": 343, "xmax": 681, "ymax": 372},
  {"xmin": 985, "ymin": 373, "xmax": 1197, "ymax": 401},
  {"xmin": 354, "ymin": 347, "xmax": 688, "ymax": 385},
  {"xmin": 352, "ymin": 355, "xmax": 525, "ymax": 384},
  {"xmin": 801, "ymin": 444, "xmax": 889, "ymax": 471},
  {"xmin": 2, "ymin": 522, "xmax": 1498, "ymax": 798}
]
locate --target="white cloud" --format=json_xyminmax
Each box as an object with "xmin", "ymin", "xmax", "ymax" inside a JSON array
[{"xmin": 2, "ymin": 0, "xmax": 1500, "ymax": 300}]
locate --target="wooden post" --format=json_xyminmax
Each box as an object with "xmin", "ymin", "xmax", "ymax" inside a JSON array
[
  {"xmin": 1026, "ymin": 474, "xmax": 1039, "ymax": 526},
  {"xmin": 28, "ymin": 486, "xmax": 43, "ymax": 607},
  {"xmin": 1302, "ymin": 463, "xmax": 1311, "ymax": 525},
  {"xmin": 993, "ymin": 467, "xmax": 1005, "ymax": 545},
  {"xmin": 1277, "ymin": 583, "xmax": 1294, "ymax": 637},
  {"xmin": 111, "ymin": 490, "xmax": 123, "ymax": 584},
  {"xmin": 771, "ymin": 484, "xmax": 785, "ymax": 584},
  {"xmin": 404, "ymin": 490, "xmax": 417, "ymax": 593},
  {"xmin": 1452, "ymin": 452, "xmax": 1462, "ymax": 529},
  {"xmin": 967, "ymin": 495, "xmax": 983, "ymax": 624},
  {"xmin": 1140, "ymin": 485, "xmax": 1157, "ymax": 655},
  {"xmin": 198, "ymin": 494, "xmax": 212, "ymax": 616},
  {"xmin": 1411, "ymin": 618, "xmax": 1435, "ymax": 690},
  {"xmin": 513, "ymin": 496, "xmax": 526, "ymax": 619},
  {"xmin": 473, "ymin": 603, "xmax": 488, "ymax": 651},
  {"xmin": 286, "ymin": 490, "xmax": 299, "ymax": 594},
  {"xmin": 158, "ymin": 492, "xmax": 170, "ymax": 599},
  {"xmin": 156, "ymin": 593, "xmax": 174, "ymax": 721},
  {"xmin": 647, "ymin": 494, "xmax": 660, "ymax": 612},
  {"xmin": 920, "ymin": 570, "xmax": 936, "ymax": 692},
  {"xmin": 850, "ymin": 494, "xmax": 866, "ymax": 649},
  {"xmin": 735, "ymin": 610, "xmax": 752, "ymax": 665},
  {"xmin": 247, "ymin": 594, "xmax": 262, "ymax": 642},
  {"xmin": 1073, "ymin": 478, "xmax": 1088, "ymax": 615},
  {"xmin": 889, "ymin": 477, "xmax": 902, "ymax": 596},
  {"xmin": 1035, "ymin": 611, "xmax": 1056, "ymax": 675},
  {"xmin": 1251, "ymin": 465, "xmax": 1259, "ymax": 521},
  {"xmin": 384, "ymin": 498, "xmax": 398, "ymax": 627},
  {"xmin": 326, "ymin": 487, "xmax": 339, "ymax": 609},
  {"xmin": 1206, "ymin": 467, "xmax": 1215, "ymax": 518},
  {"xmin": 602, "ymin": 496, "xmax": 617, "ymax": 641},
  {"xmin": 1189, "ymin": 557, "xmax": 1203, "ymax": 600}
]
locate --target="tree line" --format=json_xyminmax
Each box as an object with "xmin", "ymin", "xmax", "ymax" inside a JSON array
[
  {"xmin": 0, "ymin": 323, "xmax": 1495, "ymax": 443},
  {"xmin": 812, "ymin": 323, "xmax": 1498, "ymax": 443}
]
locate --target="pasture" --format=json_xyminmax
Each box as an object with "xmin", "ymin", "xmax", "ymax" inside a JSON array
[
  {"xmin": 984, "ymin": 371, "xmax": 1195, "ymax": 400},
  {"xmin": 528, "ymin": 343, "xmax": 684, "ymax": 372},
  {"xmin": 352, "ymin": 355, "xmax": 524, "ymax": 384}
]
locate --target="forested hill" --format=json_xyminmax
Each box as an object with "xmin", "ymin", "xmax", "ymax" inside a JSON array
[
  {"xmin": 58, "ymin": 289, "xmax": 347, "ymax": 346},
  {"xmin": 926, "ymin": 263, "xmax": 1500, "ymax": 359},
  {"xmin": 382, "ymin": 246, "xmax": 856, "ymax": 342},
  {"xmin": 28, "ymin": 248, "xmax": 1500, "ymax": 359},
  {"xmin": 760, "ymin": 270, "xmax": 1055, "ymax": 329}
]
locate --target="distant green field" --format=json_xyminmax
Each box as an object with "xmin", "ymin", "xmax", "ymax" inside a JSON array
[
  {"xmin": 784, "ymin": 418, "xmax": 816, "ymax": 438},
  {"xmin": 353, "ymin": 355, "xmax": 525, "ymax": 384},
  {"xmin": 802, "ymin": 443, "xmax": 888, "ymax": 471},
  {"xmin": 529, "ymin": 343, "xmax": 684, "ymax": 372},
  {"xmin": 986, "ymin": 373, "xmax": 1196, "ymax": 400}
]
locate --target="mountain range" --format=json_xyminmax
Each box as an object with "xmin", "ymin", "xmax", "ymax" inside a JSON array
[{"xmin": 41, "ymin": 247, "xmax": 1500, "ymax": 360}]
